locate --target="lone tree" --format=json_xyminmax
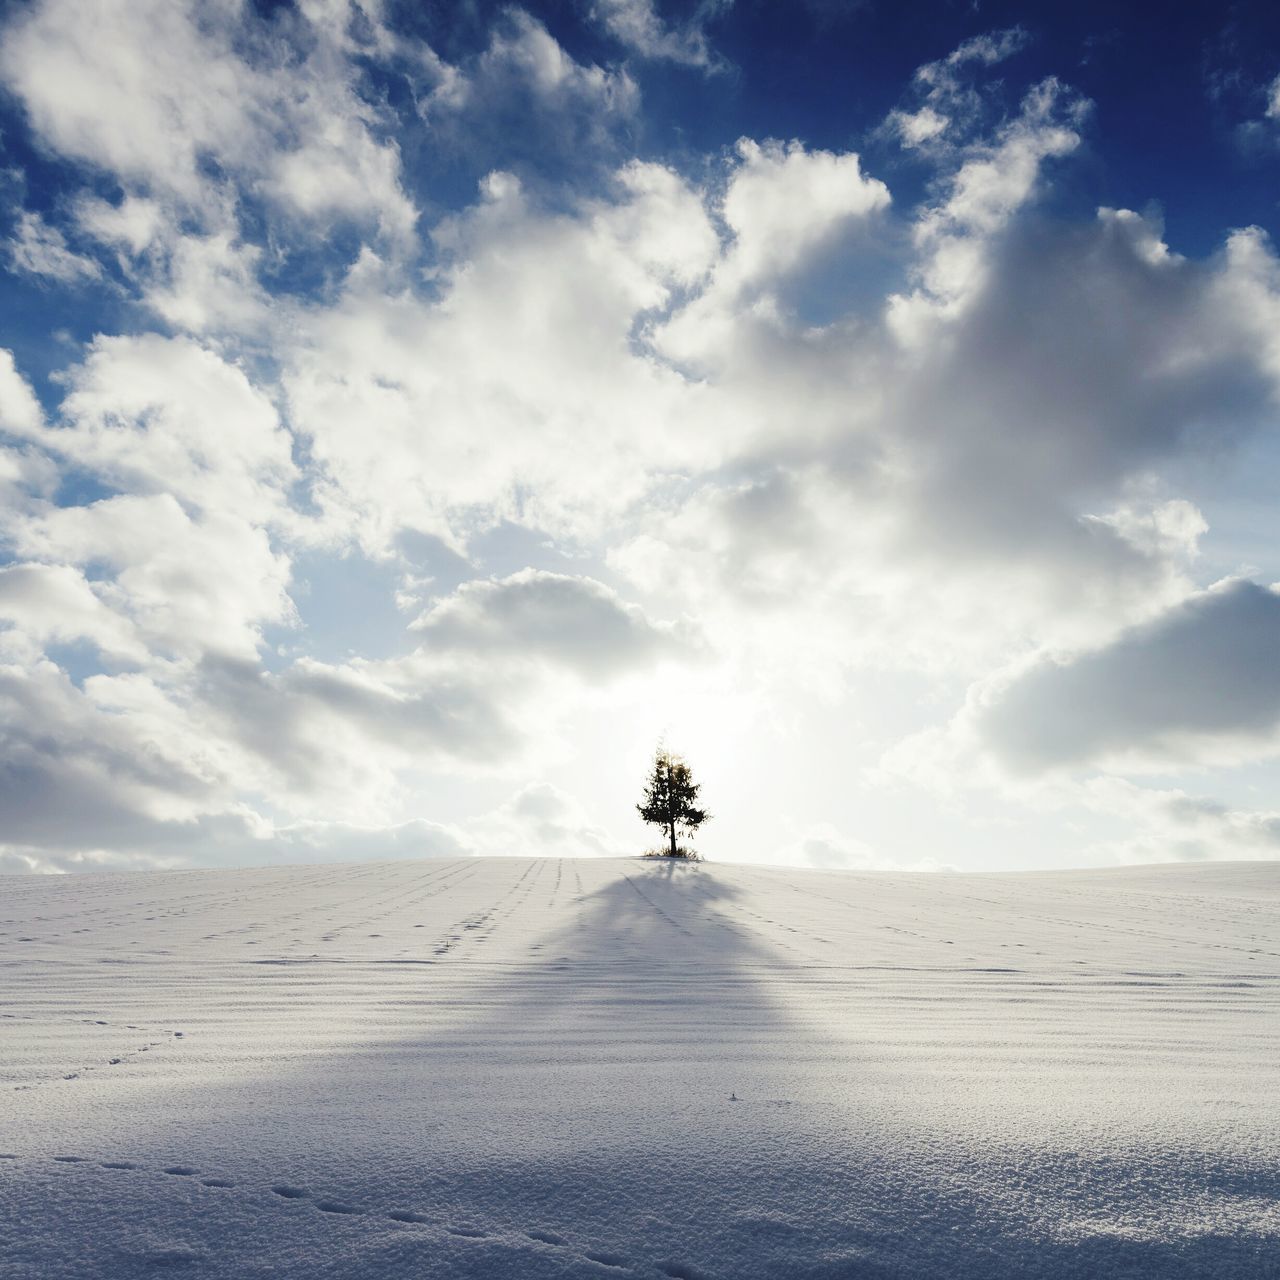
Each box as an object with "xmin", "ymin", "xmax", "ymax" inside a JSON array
[{"xmin": 637, "ymin": 746, "xmax": 709, "ymax": 859}]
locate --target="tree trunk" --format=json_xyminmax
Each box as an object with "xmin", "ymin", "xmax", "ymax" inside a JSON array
[{"xmin": 668, "ymin": 821, "xmax": 677, "ymax": 858}]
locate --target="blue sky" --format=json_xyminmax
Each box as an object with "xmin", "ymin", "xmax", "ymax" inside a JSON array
[{"xmin": 2, "ymin": 0, "xmax": 1280, "ymax": 874}]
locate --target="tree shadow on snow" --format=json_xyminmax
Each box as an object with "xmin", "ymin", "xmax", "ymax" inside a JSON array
[{"xmin": 95, "ymin": 858, "xmax": 1280, "ymax": 1280}]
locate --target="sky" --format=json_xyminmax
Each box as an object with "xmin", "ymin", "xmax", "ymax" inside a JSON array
[{"xmin": 2, "ymin": 0, "xmax": 1280, "ymax": 875}]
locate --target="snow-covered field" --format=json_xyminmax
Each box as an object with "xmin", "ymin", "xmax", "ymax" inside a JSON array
[{"xmin": 2, "ymin": 856, "xmax": 1278, "ymax": 1278}]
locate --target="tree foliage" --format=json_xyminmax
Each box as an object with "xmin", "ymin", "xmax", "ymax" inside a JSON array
[{"xmin": 636, "ymin": 746, "xmax": 709, "ymax": 859}]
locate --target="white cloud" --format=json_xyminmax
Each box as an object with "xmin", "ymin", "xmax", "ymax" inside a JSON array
[
  {"xmin": 0, "ymin": 661, "xmax": 239, "ymax": 845},
  {"xmin": 413, "ymin": 569, "xmax": 702, "ymax": 678},
  {"xmin": 74, "ymin": 194, "xmax": 165, "ymax": 256},
  {"xmin": 1, "ymin": 0, "xmax": 248, "ymax": 202},
  {"xmin": 0, "ymin": 349, "xmax": 44, "ymax": 434},
  {"xmin": 3, "ymin": 10, "xmax": 1280, "ymax": 873},
  {"xmin": 8, "ymin": 211, "xmax": 100, "ymax": 282},
  {"xmin": 145, "ymin": 232, "xmax": 269, "ymax": 335},
  {"xmin": 427, "ymin": 7, "xmax": 639, "ymax": 145},
  {"xmin": 942, "ymin": 28, "xmax": 1029, "ymax": 72},
  {"xmin": 891, "ymin": 105, "xmax": 948, "ymax": 148},
  {"xmin": 655, "ymin": 137, "xmax": 890, "ymax": 370},
  {"xmin": 0, "ymin": 341, "xmax": 300, "ymax": 668},
  {"xmin": 1081, "ymin": 777, "xmax": 1280, "ymax": 865},
  {"xmin": 883, "ymin": 26, "xmax": 1029, "ymax": 151},
  {"xmin": 14, "ymin": 496, "xmax": 295, "ymax": 661},
  {"xmin": 478, "ymin": 9, "xmax": 638, "ymax": 111},
  {"xmin": 0, "ymin": 562, "xmax": 145, "ymax": 664},
  {"xmin": 67, "ymin": 194, "xmax": 271, "ymax": 337},
  {"xmin": 18, "ymin": 335, "xmax": 295, "ymax": 527},
  {"xmin": 0, "ymin": 0, "xmax": 416, "ymax": 234},
  {"xmin": 468, "ymin": 782, "xmax": 623, "ymax": 858},
  {"xmin": 590, "ymin": 0, "xmax": 727, "ymax": 70},
  {"xmin": 0, "ymin": 559, "xmax": 696, "ymax": 861},
  {"xmin": 624, "ymin": 191, "xmax": 1278, "ymax": 680},
  {"xmin": 0, "ymin": 779, "xmax": 633, "ymax": 872},
  {"xmin": 977, "ymin": 580, "xmax": 1280, "ymax": 773},
  {"xmin": 722, "ymin": 138, "xmax": 890, "ymax": 285},
  {"xmin": 1234, "ymin": 70, "xmax": 1280, "ymax": 152},
  {"xmin": 893, "ymin": 78, "xmax": 1086, "ymax": 324},
  {"xmin": 285, "ymin": 162, "xmax": 720, "ymax": 552},
  {"xmin": 0, "ymin": 443, "xmax": 57, "ymax": 521}
]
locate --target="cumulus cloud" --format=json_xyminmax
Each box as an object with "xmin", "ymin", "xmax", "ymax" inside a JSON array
[
  {"xmin": 893, "ymin": 77, "xmax": 1086, "ymax": 321},
  {"xmin": 285, "ymin": 161, "xmax": 720, "ymax": 552},
  {"xmin": 624, "ymin": 188, "xmax": 1276, "ymax": 677},
  {"xmin": 885, "ymin": 208, "xmax": 1271, "ymax": 584},
  {"xmin": 0, "ymin": 662, "xmax": 237, "ymax": 848},
  {"xmin": 0, "ymin": 0, "xmax": 416, "ymax": 235},
  {"xmin": 74, "ymin": 194, "xmax": 165, "ymax": 256},
  {"xmin": 413, "ymin": 569, "xmax": 701, "ymax": 678},
  {"xmin": 16, "ymin": 335, "xmax": 296, "ymax": 527},
  {"xmin": 0, "ymin": 350, "xmax": 44, "ymax": 434},
  {"xmin": 3, "ymin": 7, "xmax": 1280, "ymax": 874},
  {"xmin": 656, "ymin": 138, "xmax": 890, "ymax": 368},
  {"xmin": 721, "ymin": 139, "xmax": 890, "ymax": 283},
  {"xmin": 0, "ymin": 563, "xmax": 145, "ymax": 664},
  {"xmin": 978, "ymin": 581, "xmax": 1280, "ymax": 772},
  {"xmin": 12, "ymin": 496, "xmax": 295, "ymax": 661},
  {"xmin": 192, "ymin": 651, "xmax": 522, "ymax": 809},
  {"xmin": 0, "ymin": 557, "xmax": 700, "ymax": 862}
]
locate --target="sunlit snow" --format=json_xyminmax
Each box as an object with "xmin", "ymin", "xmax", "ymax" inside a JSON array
[{"xmin": 3, "ymin": 856, "xmax": 1278, "ymax": 1277}]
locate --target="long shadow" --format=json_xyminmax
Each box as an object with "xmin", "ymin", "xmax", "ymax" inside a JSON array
[{"xmin": 18, "ymin": 857, "xmax": 1280, "ymax": 1280}]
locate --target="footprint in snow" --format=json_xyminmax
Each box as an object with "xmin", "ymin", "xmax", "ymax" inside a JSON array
[
  {"xmin": 316, "ymin": 1200, "xmax": 364, "ymax": 1215},
  {"xmin": 585, "ymin": 1250, "xmax": 628, "ymax": 1268},
  {"xmin": 19, "ymin": 1152, "xmax": 659, "ymax": 1272}
]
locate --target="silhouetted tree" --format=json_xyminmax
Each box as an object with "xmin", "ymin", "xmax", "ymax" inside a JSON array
[{"xmin": 637, "ymin": 746, "xmax": 708, "ymax": 859}]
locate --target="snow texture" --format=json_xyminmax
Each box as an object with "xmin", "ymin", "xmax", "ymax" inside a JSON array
[{"xmin": 2, "ymin": 856, "xmax": 1278, "ymax": 1278}]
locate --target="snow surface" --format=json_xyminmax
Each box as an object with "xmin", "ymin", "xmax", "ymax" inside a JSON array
[{"xmin": 2, "ymin": 856, "xmax": 1278, "ymax": 1278}]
